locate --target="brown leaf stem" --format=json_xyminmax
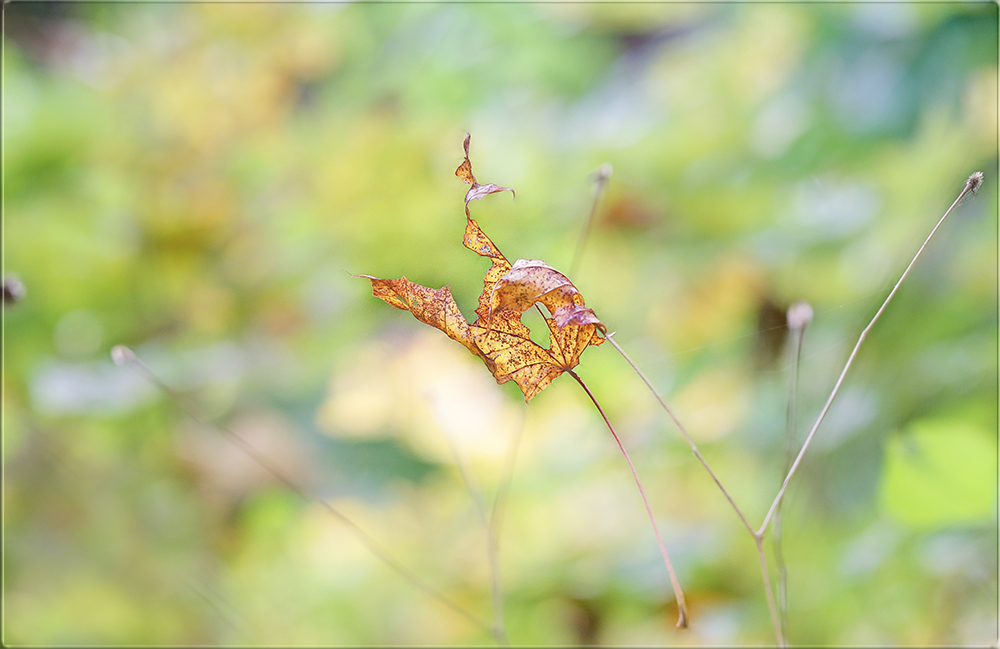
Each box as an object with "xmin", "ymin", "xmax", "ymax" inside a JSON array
[
  {"xmin": 603, "ymin": 334, "xmax": 757, "ymax": 537},
  {"xmin": 568, "ymin": 369, "xmax": 689, "ymax": 629},
  {"xmin": 603, "ymin": 334, "xmax": 779, "ymax": 641}
]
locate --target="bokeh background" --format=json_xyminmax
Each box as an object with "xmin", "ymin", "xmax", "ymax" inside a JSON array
[{"xmin": 3, "ymin": 2, "xmax": 997, "ymax": 645}]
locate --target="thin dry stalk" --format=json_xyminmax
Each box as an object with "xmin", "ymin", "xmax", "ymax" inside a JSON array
[
  {"xmin": 773, "ymin": 301, "xmax": 812, "ymax": 644},
  {"xmin": 436, "ymin": 421, "xmax": 509, "ymax": 646},
  {"xmin": 603, "ymin": 334, "xmax": 756, "ymax": 536},
  {"xmin": 569, "ymin": 163, "xmax": 613, "ymax": 277},
  {"xmin": 755, "ymin": 535, "xmax": 784, "ymax": 646},
  {"xmin": 483, "ymin": 406, "xmax": 527, "ymax": 644},
  {"xmin": 605, "ymin": 171, "xmax": 981, "ymax": 645},
  {"xmin": 568, "ymin": 369, "xmax": 689, "ymax": 629},
  {"xmin": 490, "ymin": 410, "xmax": 526, "ymax": 539},
  {"xmin": 604, "ymin": 335, "xmax": 784, "ymax": 641},
  {"xmin": 605, "ymin": 333, "xmax": 786, "ymax": 643},
  {"xmin": 758, "ymin": 171, "xmax": 983, "ymax": 534},
  {"xmin": 112, "ymin": 345, "xmax": 495, "ymax": 637}
]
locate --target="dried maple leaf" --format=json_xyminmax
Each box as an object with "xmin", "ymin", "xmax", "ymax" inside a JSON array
[
  {"xmin": 488, "ymin": 259, "xmax": 604, "ymax": 330},
  {"xmin": 364, "ymin": 276, "xmax": 487, "ymax": 364},
  {"xmin": 361, "ymin": 136, "xmax": 603, "ymax": 402},
  {"xmin": 454, "ymin": 133, "xmax": 514, "ymax": 218},
  {"xmin": 361, "ymin": 136, "xmax": 689, "ymax": 628}
]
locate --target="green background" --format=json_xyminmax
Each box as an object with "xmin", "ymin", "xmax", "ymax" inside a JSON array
[{"xmin": 3, "ymin": 2, "xmax": 997, "ymax": 645}]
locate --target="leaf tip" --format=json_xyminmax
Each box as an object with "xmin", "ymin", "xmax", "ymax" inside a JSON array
[{"xmin": 455, "ymin": 134, "xmax": 476, "ymax": 186}]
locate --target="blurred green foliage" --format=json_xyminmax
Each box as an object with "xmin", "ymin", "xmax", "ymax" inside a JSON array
[{"xmin": 3, "ymin": 2, "xmax": 996, "ymax": 645}]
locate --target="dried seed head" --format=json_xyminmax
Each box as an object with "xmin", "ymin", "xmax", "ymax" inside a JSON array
[
  {"xmin": 786, "ymin": 300, "xmax": 814, "ymax": 331},
  {"xmin": 967, "ymin": 171, "xmax": 984, "ymax": 195},
  {"xmin": 111, "ymin": 345, "xmax": 136, "ymax": 367},
  {"xmin": 589, "ymin": 162, "xmax": 613, "ymax": 184}
]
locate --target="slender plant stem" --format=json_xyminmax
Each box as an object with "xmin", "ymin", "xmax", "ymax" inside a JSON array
[
  {"xmin": 490, "ymin": 409, "xmax": 525, "ymax": 539},
  {"xmin": 113, "ymin": 346, "xmax": 495, "ymax": 637},
  {"xmin": 483, "ymin": 402, "xmax": 528, "ymax": 644},
  {"xmin": 484, "ymin": 521, "xmax": 506, "ymax": 645},
  {"xmin": 603, "ymin": 335, "xmax": 781, "ymax": 641},
  {"xmin": 568, "ymin": 370, "xmax": 689, "ymax": 629},
  {"xmin": 437, "ymin": 423, "xmax": 509, "ymax": 646},
  {"xmin": 773, "ymin": 303, "xmax": 810, "ymax": 645},
  {"xmin": 603, "ymin": 334, "xmax": 757, "ymax": 537},
  {"xmin": 772, "ymin": 474, "xmax": 790, "ymax": 639},
  {"xmin": 755, "ymin": 535, "xmax": 784, "ymax": 646},
  {"xmin": 758, "ymin": 173, "xmax": 982, "ymax": 535},
  {"xmin": 598, "ymin": 173, "xmax": 980, "ymax": 644},
  {"xmin": 569, "ymin": 163, "xmax": 613, "ymax": 277}
]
